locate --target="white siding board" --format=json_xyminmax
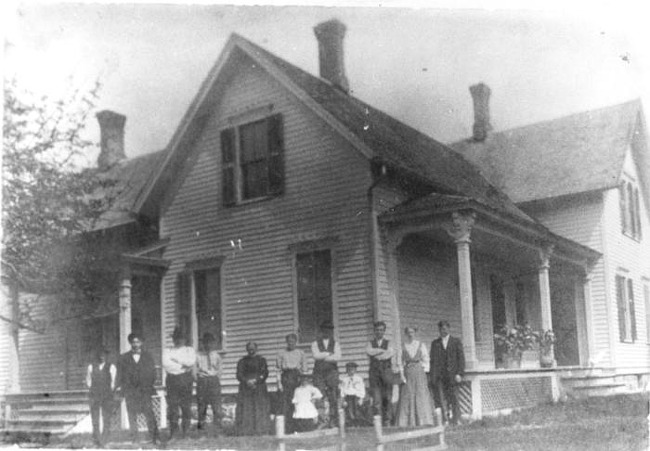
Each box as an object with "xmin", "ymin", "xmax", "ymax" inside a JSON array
[{"xmin": 159, "ymin": 59, "xmax": 374, "ymax": 388}]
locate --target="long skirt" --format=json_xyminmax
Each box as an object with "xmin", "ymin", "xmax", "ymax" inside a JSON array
[
  {"xmin": 396, "ymin": 363, "xmax": 434, "ymax": 427},
  {"xmin": 236, "ymin": 382, "xmax": 271, "ymax": 435}
]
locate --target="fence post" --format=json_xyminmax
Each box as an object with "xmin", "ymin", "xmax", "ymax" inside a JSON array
[
  {"xmin": 373, "ymin": 414, "xmax": 382, "ymax": 442},
  {"xmin": 275, "ymin": 414, "xmax": 285, "ymax": 438},
  {"xmin": 435, "ymin": 408, "xmax": 446, "ymax": 447},
  {"xmin": 338, "ymin": 408, "xmax": 345, "ymax": 439}
]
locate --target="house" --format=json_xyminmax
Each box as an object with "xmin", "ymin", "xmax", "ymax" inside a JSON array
[{"xmin": 3, "ymin": 18, "xmax": 648, "ymax": 434}]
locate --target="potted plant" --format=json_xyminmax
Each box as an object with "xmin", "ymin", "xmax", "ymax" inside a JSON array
[
  {"xmin": 493, "ymin": 324, "xmax": 538, "ymax": 369},
  {"xmin": 539, "ymin": 329, "xmax": 556, "ymax": 367}
]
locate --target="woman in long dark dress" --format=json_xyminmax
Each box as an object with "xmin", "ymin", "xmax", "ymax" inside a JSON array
[{"xmin": 236, "ymin": 342, "xmax": 271, "ymax": 435}]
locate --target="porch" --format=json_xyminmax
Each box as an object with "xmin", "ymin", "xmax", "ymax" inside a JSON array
[{"xmin": 378, "ymin": 194, "xmax": 601, "ymax": 374}]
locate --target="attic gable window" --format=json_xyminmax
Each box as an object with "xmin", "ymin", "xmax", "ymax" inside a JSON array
[
  {"xmin": 221, "ymin": 113, "xmax": 284, "ymax": 206},
  {"xmin": 620, "ymin": 179, "xmax": 642, "ymax": 241}
]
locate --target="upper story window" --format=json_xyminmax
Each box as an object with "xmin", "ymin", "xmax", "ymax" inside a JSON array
[
  {"xmin": 616, "ymin": 274, "xmax": 637, "ymax": 343},
  {"xmin": 220, "ymin": 113, "xmax": 284, "ymax": 206},
  {"xmin": 619, "ymin": 178, "xmax": 642, "ymax": 241}
]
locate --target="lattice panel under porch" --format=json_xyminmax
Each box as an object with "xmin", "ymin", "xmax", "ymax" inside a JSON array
[
  {"xmin": 481, "ymin": 376, "xmax": 551, "ymax": 412},
  {"xmin": 457, "ymin": 381, "xmax": 472, "ymax": 415}
]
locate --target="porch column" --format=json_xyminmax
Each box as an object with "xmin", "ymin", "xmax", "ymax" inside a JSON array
[
  {"xmin": 538, "ymin": 246, "xmax": 554, "ymax": 331},
  {"xmin": 447, "ymin": 211, "xmax": 478, "ymax": 369},
  {"xmin": 580, "ymin": 266, "xmax": 596, "ymax": 366},
  {"xmin": 119, "ymin": 268, "xmax": 132, "ymax": 353}
]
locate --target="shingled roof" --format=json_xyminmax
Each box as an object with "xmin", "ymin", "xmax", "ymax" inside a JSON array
[
  {"xmin": 450, "ymin": 100, "xmax": 644, "ymax": 204},
  {"xmin": 93, "ymin": 149, "xmax": 165, "ymax": 230}
]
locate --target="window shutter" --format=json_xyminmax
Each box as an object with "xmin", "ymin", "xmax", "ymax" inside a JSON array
[
  {"xmin": 267, "ymin": 114, "xmax": 284, "ymax": 195},
  {"xmin": 221, "ymin": 128, "xmax": 236, "ymax": 206},
  {"xmin": 628, "ymin": 279, "xmax": 637, "ymax": 341},
  {"xmin": 619, "ymin": 182, "xmax": 628, "ymax": 234},
  {"xmin": 177, "ymin": 272, "xmax": 192, "ymax": 339},
  {"xmin": 634, "ymin": 188, "xmax": 642, "ymax": 239},
  {"xmin": 616, "ymin": 275, "xmax": 627, "ymax": 341},
  {"xmin": 644, "ymin": 285, "xmax": 650, "ymax": 344}
]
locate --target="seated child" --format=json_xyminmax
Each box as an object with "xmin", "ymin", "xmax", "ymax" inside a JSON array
[
  {"xmin": 339, "ymin": 361, "xmax": 366, "ymax": 427},
  {"xmin": 292, "ymin": 374, "xmax": 323, "ymax": 432}
]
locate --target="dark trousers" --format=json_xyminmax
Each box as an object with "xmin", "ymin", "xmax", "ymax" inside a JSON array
[
  {"xmin": 432, "ymin": 376, "xmax": 461, "ymax": 425},
  {"xmin": 313, "ymin": 369, "xmax": 339, "ymax": 425},
  {"xmin": 89, "ymin": 397, "xmax": 113, "ymax": 444},
  {"xmin": 369, "ymin": 367, "xmax": 392, "ymax": 425},
  {"xmin": 280, "ymin": 369, "xmax": 301, "ymax": 432},
  {"xmin": 166, "ymin": 372, "xmax": 193, "ymax": 436},
  {"xmin": 197, "ymin": 376, "xmax": 222, "ymax": 430},
  {"xmin": 344, "ymin": 395, "xmax": 363, "ymax": 426},
  {"xmin": 124, "ymin": 392, "xmax": 158, "ymax": 440}
]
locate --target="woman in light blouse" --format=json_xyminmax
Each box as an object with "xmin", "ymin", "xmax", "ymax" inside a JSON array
[{"xmin": 396, "ymin": 326, "xmax": 434, "ymax": 426}]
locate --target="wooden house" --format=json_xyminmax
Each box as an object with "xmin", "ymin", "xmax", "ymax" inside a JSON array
[{"xmin": 3, "ymin": 19, "xmax": 648, "ymax": 433}]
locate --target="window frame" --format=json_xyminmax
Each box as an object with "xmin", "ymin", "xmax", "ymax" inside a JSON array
[
  {"xmin": 620, "ymin": 177, "xmax": 643, "ymax": 241},
  {"xmin": 220, "ymin": 107, "xmax": 284, "ymax": 207},
  {"xmin": 643, "ymin": 280, "xmax": 650, "ymax": 345},
  {"xmin": 290, "ymin": 238, "xmax": 337, "ymax": 345},
  {"xmin": 616, "ymin": 273, "xmax": 638, "ymax": 343},
  {"xmin": 178, "ymin": 257, "xmax": 226, "ymax": 351}
]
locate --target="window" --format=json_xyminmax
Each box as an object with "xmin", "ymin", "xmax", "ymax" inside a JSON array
[
  {"xmin": 616, "ymin": 274, "xmax": 637, "ymax": 342},
  {"xmin": 221, "ymin": 113, "xmax": 284, "ymax": 206},
  {"xmin": 515, "ymin": 281, "xmax": 527, "ymax": 326},
  {"xmin": 644, "ymin": 283, "xmax": 650, "ymax": 344},
  {"xmin": 178, "ymin": 263, "xmax": 224, "ymax": 349},
  {"xmin": 490, "ymin": 275, "xmax": 506, "ymax": 331},
  {"xmin": 296, "ymin": 249, "xmax": 333, "ymax": 343},
  {"xmin": 620, "ymin": 179, "xmax": 642, "ymax": 240}
]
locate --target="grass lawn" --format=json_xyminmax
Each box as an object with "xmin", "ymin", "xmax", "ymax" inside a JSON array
[{"xmin": 17, "ymin": 393, "xmax": 649, "ymax": 450}]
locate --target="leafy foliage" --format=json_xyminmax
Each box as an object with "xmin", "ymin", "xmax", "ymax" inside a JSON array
[
  {"xmin": 2, "ymin": 78, "xmax": 118, "ymax": 328},
  {"xmin": 493, "ymin": 324, "xmax": 539, "ymax": 358}
]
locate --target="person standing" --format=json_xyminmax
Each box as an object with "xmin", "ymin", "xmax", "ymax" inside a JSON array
[
  {"xmin": 429, "ymin": 320, "xmax": 465, "ymax": 425},
  {"xmin": 339, "ymin": 362, "xmax": 366, "ymax": 427},
  {"xmin": 235, "ymin": 342, "xmax": 271, "ymax": 435},
  {"xmin": 276, "ymin": 333, "xmax": 308, "ymax": 433},
  {"xmin": 162, "ymin": 327, "xmax": 196, "ymax": 440},
  {"xmin": 86, "ymin": 347, "xmax": 116, "ymax": 448},
  {"xmin": 365, "ymin": 321, "xmax": 395, "ymax": 426},
  {"xmin": 311, "ymin": 320, "xmax": 341, "ymax": 427},
  {"xmin": 117, "ymin": 333, "xmax": 159, "ymax": 445},
  {"xmin": 196, "ymin": 332, "xmax": 222, "ymax": 435},
  {"xmin": 396, "ymin": 326, "xmax": 434, "ymax": 426}
]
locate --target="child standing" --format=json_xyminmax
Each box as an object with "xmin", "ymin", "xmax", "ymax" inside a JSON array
[
  {"xmin": 292, "ymin": 374, "xmax": 323, "ymax": 432},
  {"xmin": 339, "ymin": 362, "xmax": 366, "ymax": 426}
]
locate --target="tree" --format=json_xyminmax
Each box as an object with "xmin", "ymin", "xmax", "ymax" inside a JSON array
[{"xmin": 2, "ymin": 78, "xmax": 117, "ymax": 390}]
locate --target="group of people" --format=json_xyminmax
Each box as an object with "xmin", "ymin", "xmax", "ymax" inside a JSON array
[
  {"xmin": 86, "ymin": 329, "xmax": 222, "ymax": 447},
  {"xmin": 86, "ymin": 319, "xmax": 465, "ymax": 446}
]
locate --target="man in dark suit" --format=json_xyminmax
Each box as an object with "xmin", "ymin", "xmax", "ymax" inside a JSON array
[
  {"xmin": 429, "ymin": 320, "xmax": 465, "ymax": 425},
  {"xmin": 117, "ymin": 333, "xmax": 159, "ymax": 444}
]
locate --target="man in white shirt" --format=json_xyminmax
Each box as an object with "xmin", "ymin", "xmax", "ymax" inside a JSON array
[
  {"xmin": 366, "ymin": 321, "xmax": 396, "ymax": 426},
  {"xmin": 311, "ymin": 320, "xmax": 341, "ymax": 427},
  {"xmin": 162, "ymin": 327, "xmax": 196, "ymax": 439}
]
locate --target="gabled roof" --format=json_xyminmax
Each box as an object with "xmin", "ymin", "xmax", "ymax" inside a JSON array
[
  {"xmin": 92, "ymin": 149, "xmax": 165, "ymax": 230},
  {"xmin": 134, "ymin": 32, "xmax": 535, "ymax": 225},
  {"xmin": 450, "ymin": 100, "xmax": 645, "ymax": 204}
]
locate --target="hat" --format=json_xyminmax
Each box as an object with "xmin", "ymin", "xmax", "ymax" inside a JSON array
[
  {"xmin": 345, "ymin": 362, "xmax": 358, "ymax": 369},
  {"xmin": 319, "ymin": 320, "xmax": 334, "ymax": 330},
  {"xmin": 171, "ymin": 327, "xmax": 186, "ymax": 341}
]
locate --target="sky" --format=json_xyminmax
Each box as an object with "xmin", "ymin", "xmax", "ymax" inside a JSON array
[{"xmin": 4, "ymin": 1, "xmax": 650, "ymax": 162}]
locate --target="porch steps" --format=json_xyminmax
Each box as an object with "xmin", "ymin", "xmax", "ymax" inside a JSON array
[
  {"xmin": 3, "ymin": 390, "xmax": 90, "ymax": 438},
  {"xmin": 560, "ymin": 373, "xmax": 629, "ymax": 399}
]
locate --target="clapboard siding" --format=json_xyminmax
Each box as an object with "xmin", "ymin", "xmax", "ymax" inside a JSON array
[
  {"xmin": 601, "ymin": 147, "xmax": 650, "ymax": 369},
  {"xmin": 159, "ymin": 57, "xmax": 374, "ymax": 388},
  {"xmin": 523, "ymin": 193, "xmax": 612, "ymax": 365}
]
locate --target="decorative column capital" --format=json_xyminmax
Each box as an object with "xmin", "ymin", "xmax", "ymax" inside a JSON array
[
  {"xmin": 446, "ymin": 211, "xmax": 476, "ymax": 244},
  {"xmin": 538, "ymin": 244, "xmax": 554, "ymax": 270}
]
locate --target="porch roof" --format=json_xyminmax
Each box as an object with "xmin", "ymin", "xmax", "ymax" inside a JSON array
[{"xmin": 379, "ymin": 192, "xmax": 601, "ymax": 265}]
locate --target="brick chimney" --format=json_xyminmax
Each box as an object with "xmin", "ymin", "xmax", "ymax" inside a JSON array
[
  {"xmin": 314, "ymin": 19, "xmax": 349, "ymax": 93},
  {"xmin": 469, "ymin": 83, "xmax": 492, "ymax": 142},
  {"xmin": 96, "ymin": 110, "xmax": 126, "ymax": 170}
]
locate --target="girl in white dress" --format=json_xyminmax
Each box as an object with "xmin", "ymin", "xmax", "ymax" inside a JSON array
[{"xmin": 292, "ymin": 374, "xmax": 323, "ymax": 432}]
